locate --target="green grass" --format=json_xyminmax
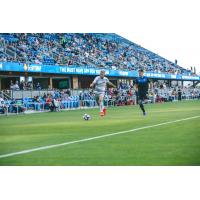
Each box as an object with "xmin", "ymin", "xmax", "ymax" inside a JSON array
[{"xmin": 0, "ymin": 100, "xmax": 200, "ymax": 166}]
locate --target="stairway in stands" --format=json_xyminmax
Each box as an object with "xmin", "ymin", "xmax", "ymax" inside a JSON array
[{"xmin": 0, "ymin": 90, "xmax": 12, "ymax": 101}]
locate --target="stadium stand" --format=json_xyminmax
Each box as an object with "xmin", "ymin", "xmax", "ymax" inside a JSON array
[
  {"xmin": 0, "ymin": 33, "xmax": 199, "ymax": 115},
  {"xmin": 1, "ymin": 85, "xmax": 200, "ymax": 114},
  {"xmin": 0, "ymin": 33, "xmax": 196, "ymax": 76}
]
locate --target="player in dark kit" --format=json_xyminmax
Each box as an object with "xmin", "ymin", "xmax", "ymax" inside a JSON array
[{"xmin": 135, "ymin": 69, "xmax": 151, "ymax": 116}]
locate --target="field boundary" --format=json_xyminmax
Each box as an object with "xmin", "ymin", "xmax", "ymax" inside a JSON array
[{"xmin": 0, "ymin": 115, "xmax": 200, "ymax": 159}]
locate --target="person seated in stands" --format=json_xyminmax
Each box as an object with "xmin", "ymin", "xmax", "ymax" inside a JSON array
[
  {"xmin": 44, "ymin": 95, "xmax": 52, "ymax": 109},
  {"xmin": 49, "ymin": 98, "xmax": 59, "ymax": 112},
  {"xmin": 116, "ymin": 94, "xmax": 122, "ymax": 106},
  {"xmin": 108, "ymin": 93, "xmax": 116, "ymax": 106},
  {"xmin": 172, "ymin": 90, "xmax": 177, "ymax": 100},
  {"xmin": 33, "ymin": 96, "xmax": 41, "ymax": 109},
  {"xmin": 0, "ymin": 97, "xmax": 7, "ymax": 114},
  {"xmin": 43, "ymin": 93, "xmax": 47, "ymax": 99},
  {"xmin": 66, "ymin": 89, "xmax": 71, "ymax": 96},
  {"xmin": 35, "ymin": 58, "xmax": 41, "ymax": 64},
  {"xmin": 34, "ymin": 96, "xmax": 40, "ymax": 103},
  {"xmin": 156, "ymin": 94, "xmax": 163, "ymax": 103},
  {"xmin": 10, "ymin": 100, "xmax": 25, "ymax": 113},
  {"xmin": 198, "ymin": 91, "xmax": 200, "ymax": 100}
]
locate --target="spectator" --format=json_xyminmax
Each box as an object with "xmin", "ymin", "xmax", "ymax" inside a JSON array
[
  {"xmin": 48, "ymin": 85, "xmax": 52, "ymax": 90},
  {"xmin": 20, "ymin": 80, "xmax": 25, "ymax": 90},
  {"xmin": 36, "ymin": 82, "xmax": 41, "ymax": 90},
  {"xmin": 43, "ymin": 93, "xmax": 47, "ymax": 99},
  {"xmin": 0, "ymin": 33, "xmax": 195, "ymax": 76},
  {"xmin": 0, "ymin": 97, "xmax": 7, "ymax": 114},
  {"xmin": 178, "ymin": 88, "xmax": 182, "ymax": 101},
  {"xmin": 13, "ymin": 81, "xmax": 20, "ymax": 90},
  {"xmin": 10, "ymin": 80, "xmax": 14, "ymax": 90}
]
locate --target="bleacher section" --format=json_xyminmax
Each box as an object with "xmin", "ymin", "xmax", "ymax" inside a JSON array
[{"xmin": 0, "ymin": 33, "xmax": 195, "ymax": 76}]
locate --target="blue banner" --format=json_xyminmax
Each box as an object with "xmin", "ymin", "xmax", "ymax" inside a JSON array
[{"xmin": 0, "ymin": 62, "xmax": 199, "ymax": 81}]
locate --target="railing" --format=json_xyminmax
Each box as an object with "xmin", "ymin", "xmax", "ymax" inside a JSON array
[
  {"xmin": 0, "ymin": 90, "xmax": 11, "ymax": 100},
  {"xmin": 10, "ymin": 89, "xmax": 91, "ymax": 99},
  {"xmin": 0, "ymin": 96, "xmax": 199, "ymax": 116},
  {"xmin": 5, "ymin": 46, "xmax": 16, "ymax": 58},
  {"xmin": 88, "ymin": 55, "xmax": 104, "ymax": 66},
  {"xmin": 154, "ymin": 94, "xmax": 200, "ymax": 102},
  {"xmin": 0, "ymin": 99, "xmax": 117, "ymax": 115}
]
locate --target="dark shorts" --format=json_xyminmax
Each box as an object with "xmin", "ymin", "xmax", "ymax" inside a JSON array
[{"xmin": 138, "ymin": 93, "xmax": 148, "ymax": 101}]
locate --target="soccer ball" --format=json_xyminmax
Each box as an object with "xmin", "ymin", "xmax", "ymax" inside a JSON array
[{"xmin": 83, "ymin": 113, "xmax": 91, "ymax": 121}]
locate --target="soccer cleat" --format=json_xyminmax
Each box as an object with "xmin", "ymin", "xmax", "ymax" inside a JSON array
[
  {"xmin": 143, "ymin": 112, "xmax": 147, "ymax": 116},
  {"xmin": 100, "ymin": 111, "xmax": 104, "ymax": 117},
  {"xmin": 103, "ymin": 107, "xmax": 106, "ymax": 115}
]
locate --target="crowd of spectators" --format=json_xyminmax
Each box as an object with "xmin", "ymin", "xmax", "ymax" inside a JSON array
[
  {"xmin": 0, "ymin": 33, "xmax": 196, "ymax": 76},
  {"xmin": 1, "ymin": 84, "xmax": 200, "ymax": 114},
  {"xmin": 9, "ymin": 80, "xmax": 38, "ymax": 90},
  {"xmin": 151, "ymin": 83, "xmax": 200, "ymax": 102}
]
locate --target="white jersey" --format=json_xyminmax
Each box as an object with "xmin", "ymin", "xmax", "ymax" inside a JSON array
[{"xmin": 93, "ymin": 76, "xmax": 109, "ymax": 94}]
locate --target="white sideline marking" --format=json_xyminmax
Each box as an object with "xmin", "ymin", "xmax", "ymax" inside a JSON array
[{"xmin": 0, "ymin": 115, "xmax": 200, "ymax": 159}]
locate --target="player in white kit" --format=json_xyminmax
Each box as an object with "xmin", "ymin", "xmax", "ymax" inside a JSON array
[{"xmin": 90, "ymin": 70, "xmax": 116, "ymax": 116}]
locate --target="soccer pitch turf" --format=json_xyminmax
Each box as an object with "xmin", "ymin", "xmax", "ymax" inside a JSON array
[{"xmin": 0, "ymin": 100, "xmax": 200, "ymax": 166}]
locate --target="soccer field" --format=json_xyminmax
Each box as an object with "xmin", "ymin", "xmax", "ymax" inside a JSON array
[{"xmin": 0, "ymin": 100, "xmax": 200, "ymax": 166}]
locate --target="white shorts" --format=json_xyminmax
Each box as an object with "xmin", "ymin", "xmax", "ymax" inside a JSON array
[
  {"xmin": 94, "ymin": 91, "xmax": 104, "ymax": 102},
  {"xmin": 94, "ymin": 91, "xmax": 105, "ymax": 97}
]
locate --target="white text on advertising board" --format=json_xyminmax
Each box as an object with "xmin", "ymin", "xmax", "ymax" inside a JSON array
[
  {"xmin": 28, "ymin": 65, "xmax": 42, "ymax": 72},
  {"xmin": 182, "ymin": 76, "xmax": 199, "ymax": 80},
  {"xmin": 119, "ymin": 71, "xmax": 128, "ymax": 76}
]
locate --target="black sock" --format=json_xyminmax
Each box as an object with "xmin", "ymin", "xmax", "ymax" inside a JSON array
[{"xmin": 139, "ymin": 103, "xmax": 145, "ymax": 113}]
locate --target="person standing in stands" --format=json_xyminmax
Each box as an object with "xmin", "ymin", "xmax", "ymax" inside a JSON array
[
  {"xmin": 178, "ymin": 87, "xmax": 182, "ymax": 101},
  {"xmin": 135, "ymin": 69, "xmax": 151, "ymax": 116},
  {"xmin": 20, "ymin": 80, "xmax": 24, "ymax": 90},
  {"xmin": 10, "ymin": 80, "xmax": 14, "ymax": 90},
  {"xmin": 36, "ymin": 82, "xmax": 41, "ymax": 90}
]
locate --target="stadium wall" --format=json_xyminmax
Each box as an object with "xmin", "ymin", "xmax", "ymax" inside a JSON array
[
  {"xmin": 0, "ymin": 62, "xmax": 200, "ymax": 90},
  {"xmin": 0, "ymin": 62, "xmax": 200, "ymax": 81}
]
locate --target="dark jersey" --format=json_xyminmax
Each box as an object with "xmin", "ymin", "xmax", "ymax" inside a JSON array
[
  {"xmin": 178, "ymin": 89, "xmax": 182, "ymax": 96},
  {"xmin": 135, "ymin": 76, "xmax": 150, "ymax": 94}
]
